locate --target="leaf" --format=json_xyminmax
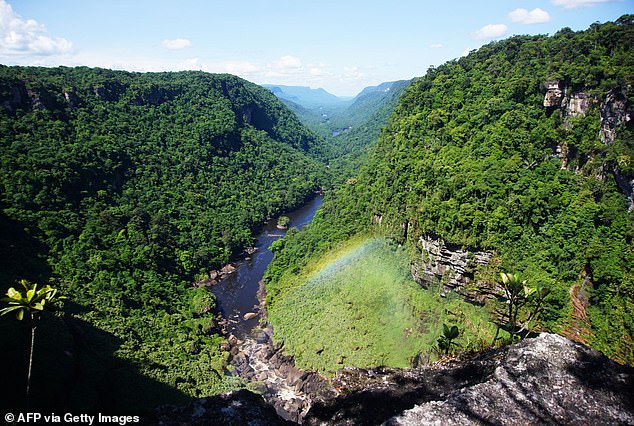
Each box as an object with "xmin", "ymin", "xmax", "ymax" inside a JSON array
[
  {"xmin": 449, "ymin": 325, "xmax": 459, "ymax": 339},
  {"xmin": 19, "ymin": 279, "xmax": 30, "ymax": 291},
  {"xmin": 6, "ymin": 287, "xmax": 20, "ymax": 299},
  {"xmin": 0, "ymin": 305, "xmax": 25, "ymax": 316},
  {"xmin": 26, "ymin": 287, "xmax": 36, "ymax": 303}
]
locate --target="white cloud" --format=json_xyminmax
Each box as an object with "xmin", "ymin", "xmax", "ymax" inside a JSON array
[
  {"xmin": 471, "ymin": 24, "xmax": 508, "ymax": 40},
  {"xmin": 509, "ymin": 8, "xmax": 551, "ymax": 24},
  {"xmin": 342, "ymin": 66, "xmax": 366, "ymax": 81},
  {"xmin": 161, "ymin": 38, "xmax": 191, "ymax": 50},
  {"xmin": 551, "ymin": 0, "xmax": 615, "ymax": 8},
  {"xmin": 0, "ymin": 0, "xmax": 72, "ymax": 56},
  {"xmin": 429, "ymin": 43, "xmax": 444, "ymax": 49},
  {"xmin": 264, "ymin": 55, "xmax": 304, "ymax": 78},
  {"xmin": 269, "ymin": 55, "xmax": 302, "ymax": 70},
  {"xmin": 221, "ymin": 61, "xmax": 260, "ymax": 76},
  {"xmin": 309, "ymin": 66, "xmax": 332, "ymax": 77}
]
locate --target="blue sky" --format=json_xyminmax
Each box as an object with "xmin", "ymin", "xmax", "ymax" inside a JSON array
[{"xmin": 0, "ymin": 0, "xmax": 630, "ymax": 96}]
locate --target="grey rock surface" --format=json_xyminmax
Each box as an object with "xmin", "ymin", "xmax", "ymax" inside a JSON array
[
  {"xmin": 387, "ymin": 333, "xmax": 633, "ymax": 425},
  {"xmin": 305, "ymin": 333, "xmax": 633, "ymax": 426}
]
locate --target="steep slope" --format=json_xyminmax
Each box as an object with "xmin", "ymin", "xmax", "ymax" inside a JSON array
[
  {"xmin": 327, "ymin": 80, "xmax": 411, "ymax": 181},
  {"xmin": 265, "ymin": 81, "xmax": 411, "ymax": 180},
  {"xmin": 0, "ymin": 67, "xmax": 328, "ymax": 412},
  {"xmin": 327, "ymin": 80, "xmax": 411, "ymax": 134},
  {"xmin": 265, "ymin": 16, "xmax": 634, "ymax": 367}
]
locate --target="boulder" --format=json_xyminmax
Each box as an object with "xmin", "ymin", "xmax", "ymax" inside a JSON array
[
  {"xmin": 221, "ymin": 264, "xmax": 236, "ymax": 274},
  {"xmin": 304, "ymin": 333, "xmax": 634, "ymax": 425},
  {"xmin": 244, "ymin": 312, "xmax": 259, "ymax": 321}
]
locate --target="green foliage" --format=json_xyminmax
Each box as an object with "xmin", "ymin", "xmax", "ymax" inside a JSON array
[
  {"xmin": 1, "ymin": 279, "xmax": 66, "ymax": 407},
  {"xmin": 1, "ymin": 279, "xmax": 65, "ymax": 321},
  {"xmin": 265, "ymin": 17, "xmax": 634, "ymax": 364},
  {"xmin": 277, "ymin": 215, "xmax": 290, "ymax": 228},
  {"xmin": 0, "ymin": 67, "xmax": 328, "ymax": 410},
  {"xmin": 437, "ymin": 324, "xmax": 460, "ymax": 355},
  {"xmin": 267, "ymin": 236, "xmax": 495, "ymax": 375},
  {"xmin": 494, "ymin": 272, "xmax": 550, "ymax": 343}
]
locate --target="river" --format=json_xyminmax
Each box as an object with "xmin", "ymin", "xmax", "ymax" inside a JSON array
[{"xmin": 213, "ymin": 194, "xmax": 324, "ymax": 338}]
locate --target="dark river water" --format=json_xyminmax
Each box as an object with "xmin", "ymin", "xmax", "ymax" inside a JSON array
[{"xmin": 213, "ymin": 194, "xmax": 324, "ymax": 337}]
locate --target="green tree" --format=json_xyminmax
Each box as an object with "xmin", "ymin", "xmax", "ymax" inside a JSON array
[
  {"xmin": 0, "ymin": 280, "xmax": 66, "ymax": 407},
  {"xmin": 277, "ymin": 215, "xmax": 290, "ymax": 229}
]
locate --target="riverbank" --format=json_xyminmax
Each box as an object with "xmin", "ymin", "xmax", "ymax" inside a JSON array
[{"xmin": 211, "ymin": 193, "xmax": 324, "ymax": 337}]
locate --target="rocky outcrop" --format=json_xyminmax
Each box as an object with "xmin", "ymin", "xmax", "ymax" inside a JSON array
[
  {"xmin": 600, "ymin": 88, "xmax": 632, "ymax": 145},
  {"xmin": 411, "ymin": 235, "xmax": 495, "ymax": 304},
  {"xmin": 565, "ymin": 91, "xmax": 591, "ymax": 117},
  {"xmin": 543, "ymin": 80, "xmax": 563, "ymax": 109},
  {"xmin": 600, "ymin": 88, "xmax": 633, "ymax": 210},
  {"xmin": 544, "ymin": 80, "xmax": 633, "ymax": 209},
  {"xmin": 0, "ymin": 81, "xmax": 28, "ymax": 113},
  {"xmin": 231, "ymin": 325, "xmax": 334, "ymax": 423},
  {"xmin": 193, "ymin": 264, "xmax": 237, "ymax": 287},
  {"xmin": 305, "ymin": 333, "xmax": 634, "ymax": 425},
  {"xmin": 151, "ymin": 333, "xmax": 633, "ymax": 425}
]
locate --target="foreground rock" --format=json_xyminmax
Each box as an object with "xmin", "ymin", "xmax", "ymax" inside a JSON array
[
  {"xmin": 305, "ymin": 333, "xmax": 633, "ymax": 425},
  {"xmin": 151, "ymin": 333, "xmax": 633, "ymax": 425},
  {"xmin": 232, "ymin": 325, "xmax": 334, "ymax": 422}
]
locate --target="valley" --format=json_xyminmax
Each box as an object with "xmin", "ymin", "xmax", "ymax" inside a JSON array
[{"xmin": 0, "ymin": 14, "xmax": 633, "ymax": 424}]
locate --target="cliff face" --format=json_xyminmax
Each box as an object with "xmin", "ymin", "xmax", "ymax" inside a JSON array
[
  {"xmin": 543, "ymin": 79, "xmax": 633, "ymax": 209},
  {"xmin": 151, "ymin": 333, "xmax": 633, "ymax": 425},
  {"xmin": 410, "ymin": 235, "xmax": 495, "ymax": 304}
]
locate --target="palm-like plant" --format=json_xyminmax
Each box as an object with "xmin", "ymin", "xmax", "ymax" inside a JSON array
[
  {"xmin": 437, "ymin": 323, "xmax": 460, "ymax": 355},
  {"xmin": 493, "ymin": 272, "xmax": 550, "ymax": 344},
  {"xmin": 500, "ymin": 272, "xmax": 526, "ymax": 343},
  {"xmin": 1, "ymin": 279, "xmax": 66, "ymax": 407}
]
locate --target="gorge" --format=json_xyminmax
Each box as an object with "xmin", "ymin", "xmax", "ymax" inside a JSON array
[{"xmin": 1, "ymin": 15, "xmax": 633, "ymax": 425}]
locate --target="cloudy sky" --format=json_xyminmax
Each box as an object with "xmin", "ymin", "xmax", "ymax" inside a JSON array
[{"xmin": 0, "ymin": 0, "xmax": 630, "ymax": 96}]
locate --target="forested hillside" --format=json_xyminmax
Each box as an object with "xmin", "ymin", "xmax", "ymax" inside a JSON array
[
  {"xmin": 266, "ymin": 81, "xmax": 411, "ymax": 181},
  {"xmin": 0, "ymin": 67, "xmax": 327, "ymax": 411},
  {"xmin": 265, "ymin": 16, "xmax": 634, "ymax": 366},
  {"xmin": 326, "ymin": 80, "xmax": 411, "ymax": 181}
]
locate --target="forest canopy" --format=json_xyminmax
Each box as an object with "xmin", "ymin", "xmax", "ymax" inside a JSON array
[
  {"xmin": 0, "ymin": 67, "xmax": 328, "ymax": 411},
  {"xmin": 265, "ymin": 16, "xmax": 634, "ymax": 364}
]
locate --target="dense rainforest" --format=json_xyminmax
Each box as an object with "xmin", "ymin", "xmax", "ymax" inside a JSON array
[
  {"xmin": 268, "ymin": 80, "xmax": 411, "ymax": 183},
  {"xmin": 1, "ymin": 14, "xmax": 633, "ymax": 418},
  {"xmin": 0, "ymin": 68, "xmax": 329, "ymax": 412},
  {"xmin": 265, "ymin": 16, "xmax": 634, "ymax": 368}
]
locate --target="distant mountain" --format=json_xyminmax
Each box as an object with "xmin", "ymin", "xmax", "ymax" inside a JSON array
[
  {"xmin": 354, "ymin": 80, "xmax": 407, "ymax": 99},
  {"xmin": 262, "ymin": 84, "xmax": 348, "ymax": 108},
  {"xmin": 328, "ymin": 80, "xmax": 412, "ymax": 132},
  {"xmin": 263, "ymin": 80, "xmax": 412, "ymax": 181}
]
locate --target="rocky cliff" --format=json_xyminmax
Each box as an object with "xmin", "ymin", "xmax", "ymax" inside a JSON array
[
  {"xmin": 543, "ymin": 79, "xmax": 633, "ymax": 209},
  {"xmin": 150, "ymin": 333, "xmax": 633, "ymax": 425},
  {"xmin": 410, "ymin": 235, "xmax": 496, "ymax": 305}
]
